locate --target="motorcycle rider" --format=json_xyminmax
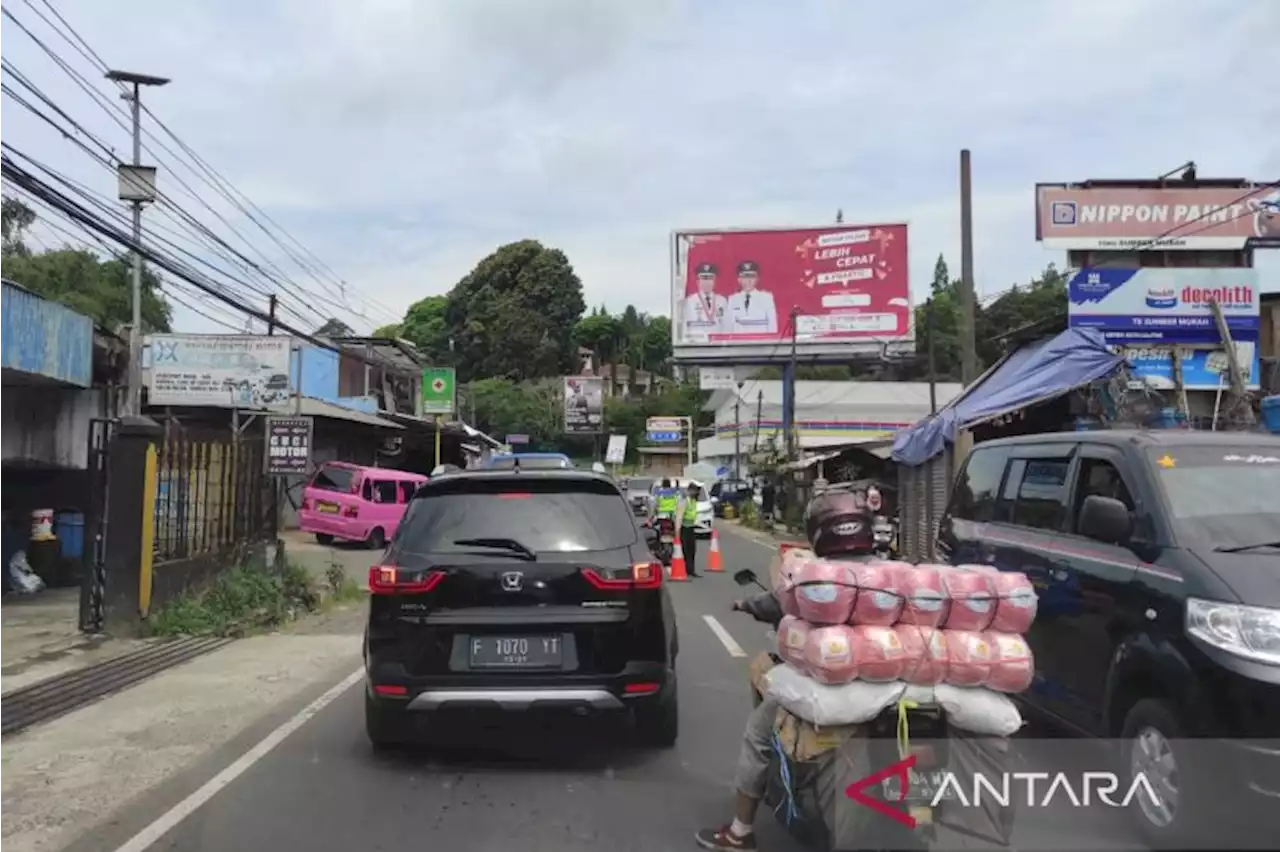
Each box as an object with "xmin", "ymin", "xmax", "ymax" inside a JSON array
[
  {"xmin": 653, "ymin": 478, "xmax": 679, "ymax": 520},
  {"xmin": 695, "ymin": 588, "xmax": 784, "ymax": 850}
]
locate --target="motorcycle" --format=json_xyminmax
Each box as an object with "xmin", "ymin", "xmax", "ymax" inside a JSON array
[
  {"xmin": 732, "ymin": 567, "xmax": 945, "ymax": 851},
  {"xmin": 650, "ymin": 515, "xmax": 676, "ymax": 566}
]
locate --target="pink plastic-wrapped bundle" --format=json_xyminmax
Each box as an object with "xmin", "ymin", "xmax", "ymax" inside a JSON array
[
  {"xmin": 943, "ymin": 629, "xmax": 993, "ymax": 687},
  {"xmin": 772, "ymin": 566, "xmax": 799, "ymax": 618},
  {"xmin": 892, "ymin": 563, "xmax": 950, "ymax": 627},
  {"xmin": 895, "ymin": 625, "xmax": 949, "ymax": 685},
  {"xmin": 848, "ymin": 562, "xmax": 903, "ymax": 626},
  {"xmin": 776, "ymin": 615, "xmax": 812, "ymax": 671},
  {"xmin": 940, "ymin": 567, "xmax": 997, "ymax": 631},
  {"xmin": 804, "ymin": 624, "xmax": 860, "ymax": 685},
  {"xmin": 849, "ymin": 625, "xmax": 906, "ymax": 682},
  {"xmin": 989, "ymin": 571, "xmax": 1039, "ymax": 634},
  {"xmin": 793, "ymin": 559, "xmax": 859, "ymax": 625},
  {"xmin": 985, "ymin": 631, "xmax": 1035, "ymax": 693}
]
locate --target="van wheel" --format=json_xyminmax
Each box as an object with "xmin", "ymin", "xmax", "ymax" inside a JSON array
[
  {"xmin": 365, "ymin": 693, "xmax": 406, "ymax": 752},
  {"xmin": 315, "ymin": 533, "xmax": 334, "ymax": 545},
  {"xmin": 366, "ymin": 527, "xmax": 386, "ymax": 550},
  {"xmin": 1120, "ymin": 699, "xmax": 1213, "ymax": 846}
]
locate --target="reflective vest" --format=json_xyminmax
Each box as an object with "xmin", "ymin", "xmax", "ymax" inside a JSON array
[
  {"xmin": 655, "ymin": 490, "xmax": 678, "ymax": 515},
  {"xmin": 682, "ymin": 497, "xmax": 699, "ymax": 526}
]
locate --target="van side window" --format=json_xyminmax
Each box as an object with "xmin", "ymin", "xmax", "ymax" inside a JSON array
[
  {"xmin": 947, "ymin": 446, "xmax": 1012, "ymax": 522},
  {"xmin": 311, "ymin": 465, "xmax": 354, "ymax": 493},
  {"xmin": 1070, "ymin": 459, "xmax": 1135, "ymax": 533},
  {"xmin": 369, "ymin": 481, "xmax": 398, "ymax": 504},
  {"xmin": 1008, "ymin": 457, "xmax": 1073, "ymax": 532}
]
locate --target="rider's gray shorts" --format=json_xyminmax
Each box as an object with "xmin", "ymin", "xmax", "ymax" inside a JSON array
[{"xmin": 733, "ymin": 695, "xmax": 779, "ymax": 799}]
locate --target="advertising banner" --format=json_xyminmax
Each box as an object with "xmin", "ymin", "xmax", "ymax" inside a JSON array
[
  {"xmin": 563, "ymin": 376, "xmax": 603, "ymax": 434},
  {"xmin": 264, "ymin": 416, "xmax": 314, "ymax": 475},
  {"xmin": 146, "ymin": 335, "xmax": 292, "ymax": 408},
  {"xmin": 645, "ymin": 417, "xmax": 683, "ymax": 444},
  {"xmin": 1036, "ymin": 184, "xmax": 1280, "ymax": 250},
  {"xmin": 671, "ymin": 224, "xmax": 911, "ymax": 348},
  {"xmin": 698, "ymin": 366, "xmax": 741, "ymax": 390},
  {"xmin": 421, "ymin": 367, "xmax": 456, "ymax": 416},
  {"xmin": 1067, "ymin": 267, "xmax": 1259, "ymax": 344},
  {"xmin": 1124, "ymin": 343, "xmax": 1260, "ymax": 391},
  {"xmin": 604, "ymin": 434, "xmax": 627, "ymax": 464}
]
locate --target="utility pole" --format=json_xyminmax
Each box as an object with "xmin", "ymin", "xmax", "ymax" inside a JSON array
[
  {"xmin": 835, "ymin": 208, "xmax": 844, "ymax": 224},
  {"xmin": 266, "ymin": 295, "xmax": 278, "ymax": 336},
  {"xmin": 926, "ymin": 298, "xmax": 938, "ymax": 414},
  {"xmin": 733, "ymin": 381, "xmax": 744, "ymax": 481},
  {"xmin": 784, "ymin": 306, "xmax": 800, "ymax": 460},
  {"xmin": 958, "ymin": 149, "xmax": 978, "ymax": 385},
  {"xmin": 107, "ymin": 69, "xmax": 170, "ymax": 416},
  {"xmin": 752, "ymin": 389, "xmax": 763, "ymax": 453}
]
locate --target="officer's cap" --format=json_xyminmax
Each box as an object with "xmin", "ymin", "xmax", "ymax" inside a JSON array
[
  {"xmin": 695, "ymin": 262, "xmax": 718, "ymax": 276},
  {"xmin": 737, "ymin": 260, "xmax": 760, "ymax": 275}
]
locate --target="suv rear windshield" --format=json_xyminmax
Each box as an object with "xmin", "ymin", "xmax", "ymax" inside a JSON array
[
  {"xmin": 399, "ymin": 478, "xmax": 637, "ymax": 553},
  {"xmin": 487, "ymin": 456, "xmax": 571, "ymax": 470},
  {"xmin": 1149, "ymin": 446, "xmax": 1280, "ymax": 550},
  {"xmin": 311, "ymin": 464, "xmax": 357, "ymax": 493}
]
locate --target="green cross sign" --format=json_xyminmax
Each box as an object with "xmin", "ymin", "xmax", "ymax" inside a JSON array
[{"xmin": 421, "ymin": 367, "xmax": 455, "ymax": 415}]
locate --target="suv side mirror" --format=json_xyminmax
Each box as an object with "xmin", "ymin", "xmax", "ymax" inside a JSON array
[{"xmin": 1078, "ymin": 495, "xmax": 1132, "ymax": 545}]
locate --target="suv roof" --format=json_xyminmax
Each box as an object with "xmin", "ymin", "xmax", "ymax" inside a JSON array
[
  {"xmin": 414, "ymin": 467, "xmax": 620, "ymax": 493},
  {"xmin": 976, "ymin": 429, "xmax": 1280, "ymax": 452}
]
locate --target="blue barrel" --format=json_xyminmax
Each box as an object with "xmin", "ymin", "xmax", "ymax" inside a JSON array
[
  {"xmin": 54, "ymin": 512, "xmax": 85, "ymax": 560},
  {"xmin": 1262, "ymin": 396, "xmax": 1280, "ymax": 435}
]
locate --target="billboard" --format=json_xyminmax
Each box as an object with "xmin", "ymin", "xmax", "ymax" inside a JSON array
[
  {"xmin": 1124, "ymin": 343, "xmax": 1260, "ymax": 391},
  {"xmin": 1067, "ymin": 267, "xmax": 1259, "ymax": 344},
  {"xmin": 563, "ymin": 376, "xmax": 603, "ymax": 434},
  {"xmin": 1036, "ymin": 184, "xmax": 1280, "ymax": 250},
  {"xmin": 145, "ymin": 334, "xmax": 292, "ymax": 408},
  {"xmin": 671, "ymin": 224, "xmax": 912, "ymax": 360}
]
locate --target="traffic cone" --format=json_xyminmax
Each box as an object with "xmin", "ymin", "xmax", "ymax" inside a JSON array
[
  {"xmin": 708, "ymin": 529, "xmax": 724, "ymax": 572},
  {"xmin": 669, "ymin": 539, "xmax": 689, "ymax": 581}
]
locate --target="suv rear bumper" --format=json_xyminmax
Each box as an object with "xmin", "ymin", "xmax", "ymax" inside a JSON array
[{"xmin": 366, "ymin": 660, "xmax": 674, "ymax": 714}]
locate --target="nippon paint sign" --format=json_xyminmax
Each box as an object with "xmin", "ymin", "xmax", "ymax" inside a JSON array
[{"xmin": 1037, "ymin": 184, "xmax": 1280, "ymax": 250}]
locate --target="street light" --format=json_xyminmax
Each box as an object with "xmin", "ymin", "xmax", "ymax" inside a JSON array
[{"xmin": 106, "ymin": 69, "xmax": 169, "ymax": 416}]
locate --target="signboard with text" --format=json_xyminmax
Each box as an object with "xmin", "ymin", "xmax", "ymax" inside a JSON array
[
  {"xmin": 264, "ymin": 416, "xmax": 314, "ymax": 475},
  {"xmin": 1124, "ymin": 343, "xmax": 1261, "ymax": 391},
  {"xmin": 146, "ymin": 335, "xmax": 293, "ymax": 408},
  {"xmin": 1067, "ymin": 267, "xmax": 1259, "ymax": 344},
  {"xmin": 421, "ymin": 367, "xmax": 456, "ymax": 415},
  {"xmin": 563, "ymin": 376, "xmax": 604, "ymax": 435}
]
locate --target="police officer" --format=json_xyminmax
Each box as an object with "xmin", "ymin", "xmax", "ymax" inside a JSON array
[
  {"xmin": 681, "ymin": 262, "xmax": 728, "ymax": 341},
  {"xmin": 677, "ymin": 480, "xmax": 702, "ymax": 577},
  {"xmin": 726, "ymin": 260, "xmax": 778, "ymax": 335}
]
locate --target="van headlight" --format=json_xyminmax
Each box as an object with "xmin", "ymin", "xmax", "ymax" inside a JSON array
[{"xmin": 1185, "ymin": 598, "xmax": 1280, "ymax": 665}]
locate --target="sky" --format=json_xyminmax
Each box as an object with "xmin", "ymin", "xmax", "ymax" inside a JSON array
[{"xmin": 3, "ymin": 0, "xmax": 1278, "ymax": 336}]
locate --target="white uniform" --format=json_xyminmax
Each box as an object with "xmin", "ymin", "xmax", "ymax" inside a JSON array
[
  {"xmin": 727, "ymin": 289, "xmax": 778, "ymax": 335},
  {"xmin": 681, "ymin": 292, "xmax": 728, "ymax": 340}
]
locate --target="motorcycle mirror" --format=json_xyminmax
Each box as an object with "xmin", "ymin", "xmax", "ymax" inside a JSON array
[
  {"xmin": 733, "ymin": 568, "xmax": 758, "ymax": 587},
  {"xmin": 642, "ymin": 526, "xmax": 658, "ymax": 543}
]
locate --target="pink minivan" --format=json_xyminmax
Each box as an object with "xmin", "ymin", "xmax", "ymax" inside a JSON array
[{"xmin": 299, "ymin": 462, "xmax": 428, "ymax": 549}]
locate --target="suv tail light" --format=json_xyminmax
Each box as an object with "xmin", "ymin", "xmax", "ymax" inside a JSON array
[
  {"xmin": 369, "ymin": 565, "xmax": 446, "ymax": 595},
  {"xmin": 581, "ymin": 563, "xmax": 661, "ymax": 590}
]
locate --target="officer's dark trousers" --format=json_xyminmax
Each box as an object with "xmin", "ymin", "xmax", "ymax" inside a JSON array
[{"xmin": 680, "ymin": 524, "xmax": 699, "ymax": 575}]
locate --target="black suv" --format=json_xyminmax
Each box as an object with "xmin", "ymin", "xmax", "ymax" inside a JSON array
[
  {"xmin": 937, "ymin": 430, "xmax": 1280, "ymax": 844},
  {"xmin": 363, "ymin": 468, "xmax": 678, "ymax": 749}
]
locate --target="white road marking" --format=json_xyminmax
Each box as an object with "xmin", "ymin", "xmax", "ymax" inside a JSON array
[
  {"xmin": 702, "ymin": 614, "xmax": 748, "ymax": 658},
  {"xmin": 110, "ymin": 667, "xmax": 365, "ymax": 852}
]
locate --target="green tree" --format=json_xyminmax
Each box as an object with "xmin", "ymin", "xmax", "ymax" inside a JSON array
[
  {"xmin": 400, "ymin": 295, "xmax": 453, "ymax": 365},
  {"xmin": 2, "ymin": 197, "xmax": 37, "ymax": 256},
  {"xmin": 371, "ymin": 322, "xmax": 402, "ymax": 338},
  {"xmin": 445, "ymin": 240, "xmax": 586, "ymax": 382},
  {"xmin": 465, "ymin": 378, "xmax": 565, "ymax": 448},
  {"xmin": 2, "ymin": 247, "xmax": 172, "ymax": 332}
]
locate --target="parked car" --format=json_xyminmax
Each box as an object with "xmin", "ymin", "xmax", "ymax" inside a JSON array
[
  {"xmin": 936, "ymin": 429, "xmax": 1280, "ymax": 845},
  {"xmin": 709, "ymin": 478, "xmax": 753, "ymax": 517},
  {"xmin": 362, "ymin": 467, "xmax": 679, "ymax": 749},
  {"xmin": 299, "ymin": 462, "xmax": 428, "ymax": 549}
]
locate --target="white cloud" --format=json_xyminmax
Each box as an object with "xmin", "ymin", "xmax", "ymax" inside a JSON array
[{"xmin": 2, "ymin": 0, "xmax": 1275, "ymax": 335}]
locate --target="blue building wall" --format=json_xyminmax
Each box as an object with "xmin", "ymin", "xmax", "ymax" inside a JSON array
[
  {"xmin": 1, "ymin": 281, "xmax": 93, "ymax": 387},
  {"xmin": 291, "ymin": 344, "xmax": 379, "ymax": 413}
]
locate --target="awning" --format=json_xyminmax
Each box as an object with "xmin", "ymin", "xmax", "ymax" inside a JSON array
[{"xmin": 891, "ymin": 327, "xmax": 1123, "ymax": 467}]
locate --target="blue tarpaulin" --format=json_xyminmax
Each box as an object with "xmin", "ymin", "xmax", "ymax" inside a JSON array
[{"xmin": 891, "ymin": 327, "xmax": 1124, "ymax": 467}]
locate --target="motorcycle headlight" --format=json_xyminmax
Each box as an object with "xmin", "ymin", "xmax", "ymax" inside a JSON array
[{"xmin": 1185, "ymin": 598, "xmax": 1280, "ymax": 665}]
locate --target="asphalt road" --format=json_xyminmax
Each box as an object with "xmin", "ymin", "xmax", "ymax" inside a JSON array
[{"xmin": 86, "ymin": 524, "xmax": 1160, "ymax": 852}]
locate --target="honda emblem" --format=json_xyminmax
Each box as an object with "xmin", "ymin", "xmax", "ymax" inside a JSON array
[{"xmin": 500, "ymin": 571, "xmax": 523, "ymax": 592}]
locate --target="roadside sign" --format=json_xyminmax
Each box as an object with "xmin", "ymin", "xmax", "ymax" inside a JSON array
[
  {"xmin": 421, "ymin": 367, "xmax": 456, "ymax": 415},
  {"xmin": 264, "ymin": 416, "xmax": 313, "ymax": 475},
  {"xmin": 647, "ymin": 431, "xmax": 682, "ymax": 444},
  {"xmin": 646, "ymin": 417, "xmax": 683, "ymax": 433},
  {"xmin": 605, "ymin": 434, "xmax": 627, "ymax": 463}
]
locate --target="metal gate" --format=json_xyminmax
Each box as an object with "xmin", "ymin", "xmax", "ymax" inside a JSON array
[{"xmin": 79, "ymin": 419, "xmax": 114, "ymax": 633}]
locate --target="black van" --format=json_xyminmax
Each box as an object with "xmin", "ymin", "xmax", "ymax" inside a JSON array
[{"xmin": 936, "ymin": 430, "xmax": 1280, "ymax": 844}]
